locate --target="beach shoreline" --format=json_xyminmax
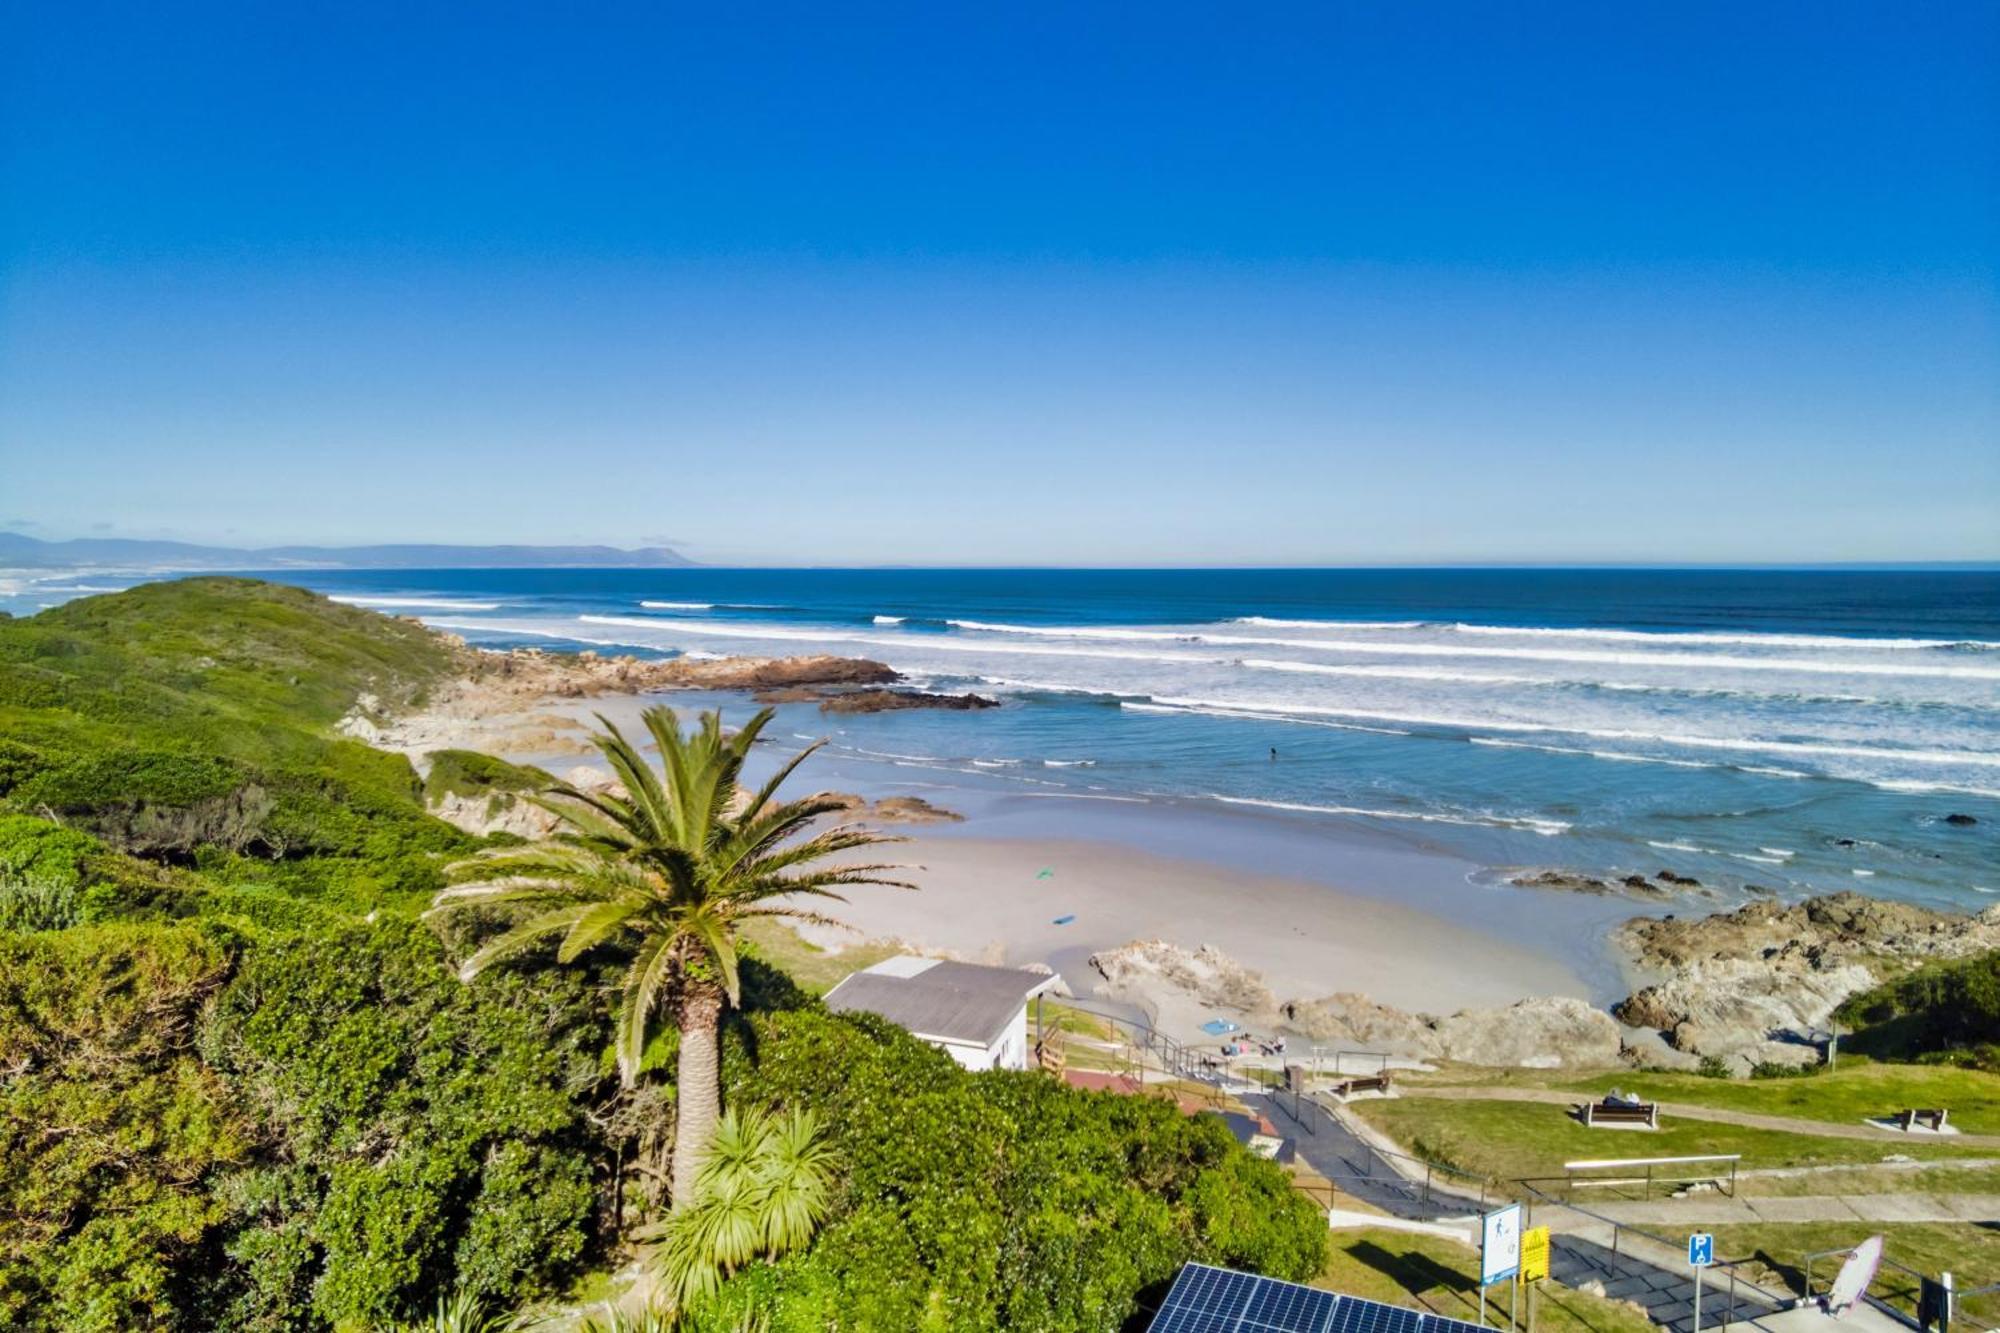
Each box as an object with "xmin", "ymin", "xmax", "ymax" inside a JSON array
[{"xmin": 357, "ymin": 651, "xmax": 1645, "ymax": 1043}]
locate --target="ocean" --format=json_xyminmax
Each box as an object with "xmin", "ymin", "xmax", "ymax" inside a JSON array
[{"xmin": 13, "ymin": 567, "xmax": 1999, "ymax": 912}]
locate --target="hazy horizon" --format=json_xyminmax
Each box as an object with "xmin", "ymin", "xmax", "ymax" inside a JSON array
[{"xmin": 4, "ymin": 6, "xmax": 1995, "ymax": 565}]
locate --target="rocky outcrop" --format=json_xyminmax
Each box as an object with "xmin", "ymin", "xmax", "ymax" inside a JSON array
[
  {"xmin": 1089, "ymin": 940, "xmax": 1280, "ymax": 1016},
  {"xmin": 1430, "ymin": 997, "xmax": 1625, "ymax": 1068},
  {"xmin": 1089, "ymin": 940, "xmax": 1620, "ymax": 1068},
  {"xmin": 465, "ymin": 647, "xmax": 900, "ymax": 698},
  {"xmin": 816, "ymin": 792, "xmax": 964, "ymax": 824},
  {"xmin": 1612, "ymin": 892, "xmax": 2000, "ymax": 1071},
  {"xmin": 1282, "ymin": 992, "xmax": 1622, "ymax": 1068},
  {"xmin": 1509, "ymin": 868, "xmax": 1700, "ymax": 898},
  {"xmin": 426, "ymin": 790, "xmax": 561, "ymax": 839},
  {"xmin": 1511, "ymin": 869, "xmax": 1673, "ymax": 898}
]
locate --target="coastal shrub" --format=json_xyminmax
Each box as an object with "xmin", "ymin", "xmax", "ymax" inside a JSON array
[
  {"xmin": 714, "ymin": 1005, "xmax": 1327, "ymax": 1330},
  {"xmin": 0, "ymin": 923, "xmax": 251, "ymax": 1333},
  {"xmin": 424, "ymin": 748, "xmax": 551, "ymax": 804},
  {"xmin": 199, "ymin": 918, "xmax": 611, "ymax": 1328},
  {"xmin": 1838, "ymin": 949, "xmax": 2000, "ymax": 1071}
]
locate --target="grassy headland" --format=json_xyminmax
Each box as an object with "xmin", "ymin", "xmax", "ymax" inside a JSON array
[{"xmin": 0, "ymin": 579, "xmax": 1327, "ymax": 1332}]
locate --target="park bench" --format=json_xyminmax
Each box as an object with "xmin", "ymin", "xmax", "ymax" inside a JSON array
[
  {"xmin": 1578, "ymin": 1098, "xmax": 1659, "ymax": 1129},
  {"xmin": 1897, "ymin": 1107, "xmax": 1949, "ymax": 1132},
  {"xmin": 1327, "ymin": 1071, "xmax": 1394, "ymax": 1099}
]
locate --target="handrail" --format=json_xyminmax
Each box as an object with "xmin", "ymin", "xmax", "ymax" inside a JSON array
[
  {"xmin": 1563, "ymin": 1153, "xmax": 1742, "ymax": 1169},
  {"xmin": 1517, "ymin": 1179, "xmax": 1787, "ymax": 1331}
]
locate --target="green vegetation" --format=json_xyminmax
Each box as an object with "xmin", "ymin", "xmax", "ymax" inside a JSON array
[
  {"xmin": 0, "ymin": 580, "xmax": 1326, "ymax": 1330},
  {"xmin": 1838, "ymin": 949, "xmax": 2000, "ymax": 1072},
  {"xmin": 435, "ymin": 704, "xmax": 910, "ymax": 1209},
  {"xmin": 1350, "ymin": 1096, "xmax": 1988, "ymax": 1189},
  {"xmin": 1397, "ymin": 1055, "xmax": 2000, "ymax": 1136},
  {"xmin": 1320, "ymin": 1229, "xmax": 1655, "ymax": 1333},
  {"xmin": 1703, "ymin": 1222, "xmax": 2000, "ymax": 1327}
]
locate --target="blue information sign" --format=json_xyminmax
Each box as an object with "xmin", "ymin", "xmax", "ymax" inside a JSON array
[{"xmin": 1688, "ymin": 1233, "xmax": 1715, "ymax": 1267}]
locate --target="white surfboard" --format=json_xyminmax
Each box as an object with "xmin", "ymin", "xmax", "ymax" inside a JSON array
[{"xmin": 1825, "ymin": 1234, "xmax": 1885, "ymax": 1317}]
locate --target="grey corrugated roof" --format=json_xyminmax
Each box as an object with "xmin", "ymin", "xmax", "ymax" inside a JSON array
[{"xmin": 824, "ymin": 961, "xmax": 1054, "ymax": 1047}]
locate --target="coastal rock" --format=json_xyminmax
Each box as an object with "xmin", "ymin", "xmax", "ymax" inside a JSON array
[
  {"xmin": 1611, "ymin": 892, "xmax": 2000, "ymax": 1064},
  {"xmin": 815, "ymin": 791, "xmax": 964, "ymax": 824},
  {"xmin": 1510, "ymin": 868, "xmax": 1671, "ymax": 898},
  {"xmin": 1281, "ymin": 993, "xmax": 1440, "ymax": 1051},
  {"xmin": 1099, "ymin": 942, "xmax": 1620, "ymax": 1067},
  {"xmin": 1943, "ymin": 813, "xmax": 1978, "ymax": 827},
  {"xmin": 1431, "ymin": 997, "xmax": 1623, "ymax": 1069},
  {"xmin": 1510, "ymin": 870, "xmax": 1612, "ymax": 896},
  {"xmin": 427, "ymin": 789, "xmax": 561, "ymax": 839},
  {"xmin": 1088, "ymin": 940, "xmax": 1280, "ymax": 1017}
]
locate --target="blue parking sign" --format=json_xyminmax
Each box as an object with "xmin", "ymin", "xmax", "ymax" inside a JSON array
[{"xmin": 1688, "ymin": 1233, "xmax": 1715, "ymax": 1267}]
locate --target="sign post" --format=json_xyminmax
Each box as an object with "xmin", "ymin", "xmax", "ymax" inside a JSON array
[
  {"xmin": 1481, "ymin": 1205, "xmax": 1523, "ymax": 1329},
  {"xmin": 1689, "ymin": 1232, "xmax": 1715, "ymax": 1333},
  {"xmin": 1521, "ymin": 1225, "xmax": 1551, "ymax": 1333}
]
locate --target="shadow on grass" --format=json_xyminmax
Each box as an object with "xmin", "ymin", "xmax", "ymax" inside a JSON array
[{"xmin": 1346, "ymin": 1240, "xmax": 1476, "ymax": 1298}]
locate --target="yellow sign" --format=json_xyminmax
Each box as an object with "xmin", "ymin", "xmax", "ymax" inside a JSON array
[{"xmin": 1520, "ymin": 1226, "xmax": 1550, "ymax": 1282}]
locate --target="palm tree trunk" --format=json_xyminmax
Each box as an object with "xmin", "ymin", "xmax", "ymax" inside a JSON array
[{"xmin": 670, "ymin": 982, "xmax": 724, "ymax": 1209}]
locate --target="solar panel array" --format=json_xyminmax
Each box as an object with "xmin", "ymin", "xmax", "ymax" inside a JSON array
[{"xmin": 1148, "ymin": 1263, "xmax": 1494, "ymax": 1333}]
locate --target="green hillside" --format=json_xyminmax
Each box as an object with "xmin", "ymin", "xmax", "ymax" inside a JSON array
[{"xmin": 0, "ymin": 579, "xmax": 1324, "ymax": 1331}]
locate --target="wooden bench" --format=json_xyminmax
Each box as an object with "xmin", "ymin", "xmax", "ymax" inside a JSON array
[
  {"xmin": 1327, "ymin": 1072, "xmax": 1393, "ymax": 1099},
  {"xmin": 1897, "ymin": 1107, "xmax": 1949, "ymax": 1132},
  {"xmin": 1580, "ymin": 1099, "xmax": 1659, "ymax": 1129}
]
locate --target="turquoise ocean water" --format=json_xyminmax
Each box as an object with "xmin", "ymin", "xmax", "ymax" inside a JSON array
[{"xmin": 13, "ymin": 567, "xmax": 1996, "ymax": 913}]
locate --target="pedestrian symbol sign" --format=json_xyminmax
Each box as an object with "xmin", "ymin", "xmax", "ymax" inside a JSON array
[{"xmin": 1689, "ymin": 1233, "xmax": 1715, "ymax": 1267}]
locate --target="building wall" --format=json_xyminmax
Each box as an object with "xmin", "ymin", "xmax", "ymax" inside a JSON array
[{"xmin": 925, "ymin": 1004, "xmax": 1030, "ymax": 1072}]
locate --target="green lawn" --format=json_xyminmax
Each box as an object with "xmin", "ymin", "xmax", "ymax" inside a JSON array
[
  {"xmin": 1321, "ymin": 1228, "xmax": 1655, "ymax": 1333},
  {"xmin": 1350, "ymin": 1097, "xmax": 1989, "ymax": 1190},
  {"xmin": 737, "ymin": 919, "xmax": 901, "ymax": 995},
  {"xmin": 1734, "ymin": 1159, "xmax": 2000, "ymax": 1198},
  {"xmin": 1398, "ymin": 1057, "xmax": 2000, "ymax": 1136},
  {"xmin": 1702, "ymin": 1222, "xmax": 2000, "ymax": 1328}
]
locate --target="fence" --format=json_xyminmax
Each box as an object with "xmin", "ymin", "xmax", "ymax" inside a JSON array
[
  {"xmin": 1519, "ymin": 1153, "xmax": 1742, "ymax": 1202},
  {"xmin": 1803, "ymin": 1247, "xmax": 2000, "ymax": 1333}
]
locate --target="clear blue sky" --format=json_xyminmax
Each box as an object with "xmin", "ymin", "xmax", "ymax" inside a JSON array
[{"xmin": 2, "ymin": 3, "xmax": 1994, "ymax": 565}]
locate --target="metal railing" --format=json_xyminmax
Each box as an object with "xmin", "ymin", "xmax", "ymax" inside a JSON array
[
  {"xmin": 1520, "ymin": 1153, "xmax": 1741, "ymax": 1202},
  {"xmin": 1802, "ymin": 1247, "xmax": 2000, "ymax": 1333},
  {"xmin": 1516, "ymin": 1180, "xmax": 1787, "ymax": 1332}
]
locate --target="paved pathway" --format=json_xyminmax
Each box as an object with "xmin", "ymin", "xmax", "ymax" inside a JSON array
[
  {"xmin": 1249, "ymin": 1090, "xmax": 1794, "ymax": 1333},
  {"xmin": 1410, "ymin": 1086, "xmax": 2000, "ymax": 1149}
]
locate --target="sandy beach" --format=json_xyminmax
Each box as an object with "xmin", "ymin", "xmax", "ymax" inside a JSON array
[{"xmin": 799, "ymin": 831, "xmax": 1586, "ymax": 1037}]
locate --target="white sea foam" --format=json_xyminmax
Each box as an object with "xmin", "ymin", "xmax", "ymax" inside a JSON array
[
  {"xmin": 873, "ymin": 615, "xmax": 905, "ymax": 624},
  {"xmin": 1647, "ymin": 840, "xmax": 1704, "ymax": 852},
  {"xmin": 1448, "ymin": 623, "xmax": 1997, "ymax": 650},
  {"xmin": 639, "ymin": 600, "xmax": 714, "ymax": 610},
  {"xmin": 1212, "ymin": 794, "xmax": 1568, "ymax": 835},
  {"xmin": 330, "ymin": 595, "xmax": 502, "ymax": 611},
  {"xmin": 1732, "ymin": 853, "xmax": 1790, "ymax": 866},
  {"xmin": 1759, "ymin": 848, "xmax": 1796, "ymax": 858},
  {"xmin": 944, "ymin": 617, "xmax": 2000, "ymax": 678},
  {"xmin": 1853, "ymin": 869, "xmax": 1876, "ymax": 877},
  {"xmin": 1230, "ymin": 616, "xmax": 1429, "ymax": 630}
]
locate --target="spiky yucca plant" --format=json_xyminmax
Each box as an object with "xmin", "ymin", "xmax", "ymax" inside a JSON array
[
  {"xmin": 649, "ymin": 1106, "xmax": 837, "ymax": 1312},
  {"xmin": 431, "ymin": 706, "xmax": 907, "ymax": 1206}
]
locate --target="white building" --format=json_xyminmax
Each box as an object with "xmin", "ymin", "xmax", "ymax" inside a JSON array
[{"xmin": 823, "ymin": 955, "xmax": 1064, "ymax": 1071}]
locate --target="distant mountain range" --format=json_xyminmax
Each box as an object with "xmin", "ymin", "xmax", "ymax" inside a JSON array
[{"xmin": 0, "ymin": 532, "xmax": 695, "ymax": 570}]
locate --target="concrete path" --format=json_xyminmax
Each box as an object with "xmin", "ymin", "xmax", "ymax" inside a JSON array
[
  {"xmin": 1588, "ymin": 1192, "xmax": 2000, "ymax": 1226},
  {"xmin": 1410, "ymin": 1086, "xmax": 2000, "ymax": 1149}
]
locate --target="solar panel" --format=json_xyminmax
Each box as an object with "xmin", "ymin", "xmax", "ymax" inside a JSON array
[{"xmin": 1148, "ymin": 1264, "xmax": 1492, "ymax": 1333}]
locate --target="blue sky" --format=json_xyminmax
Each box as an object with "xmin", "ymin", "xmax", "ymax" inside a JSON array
[{"xmin": 2, "ymin": 3, "xmax": 1995, "ymax": 565}]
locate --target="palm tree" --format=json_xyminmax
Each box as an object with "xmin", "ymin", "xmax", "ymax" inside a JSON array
[
  {"xmin": 648, "ymin": 1105, "xmax": 837, "ymax": 1312},
  {"xmin": 430, "ymin": 705, "xmax": 908, "ymax": 1206}
]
